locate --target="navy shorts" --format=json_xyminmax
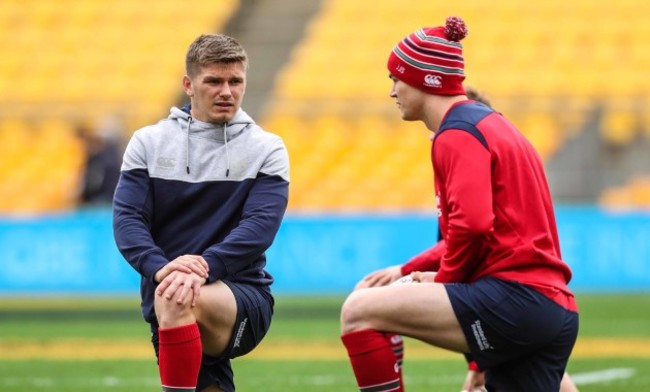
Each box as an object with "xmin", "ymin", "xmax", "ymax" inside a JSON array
[
  {"xmin": 445, "ymin": 277, "xmax": 578, "ymax": 392},
  {"xmin": 151, "ymin": 280, "xmax": 274, "ymax": 392}
]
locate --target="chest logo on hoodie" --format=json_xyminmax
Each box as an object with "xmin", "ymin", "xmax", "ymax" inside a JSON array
[{"xmin": 156, "ymin": 157, "xmax": 176, "ymax": 169}]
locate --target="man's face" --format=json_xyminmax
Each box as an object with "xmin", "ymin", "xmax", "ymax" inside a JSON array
[
  {"xmin": 183, "ymin": 62, "xmax": 246, "ymax": 123},
  {"xmin": 389, "ymin": 74, "xmax": 424, "ymax": 122}
]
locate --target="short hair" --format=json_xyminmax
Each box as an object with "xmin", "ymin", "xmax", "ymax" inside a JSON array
[
  {"xmin": 185, "ymin": 34, "xmax": 249, "ymax": 77},
  {"xmin": 465, "ymin": 85, "xmax": 491, "ymax": 107}
]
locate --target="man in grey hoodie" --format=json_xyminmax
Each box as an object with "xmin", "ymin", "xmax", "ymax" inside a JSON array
[{"xmin": 113, "ymin": 34, "xmax": 290, "ymax": 392}]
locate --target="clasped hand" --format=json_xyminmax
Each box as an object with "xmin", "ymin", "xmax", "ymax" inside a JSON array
[{"xmin": 154, "ymin": 255, "xmax": 210, "ymax": 307}]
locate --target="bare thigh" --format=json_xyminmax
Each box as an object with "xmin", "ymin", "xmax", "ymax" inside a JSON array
[
  {"xmin": 192, "ymin": 281, "xmax": 238, "ymax": 357},
  {"xmin": 340, "ymin": 282, "xmax": 469, "ymax": 353}
]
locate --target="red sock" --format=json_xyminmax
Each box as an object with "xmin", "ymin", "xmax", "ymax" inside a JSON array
[
  {"xmin": 158, "ymin": 323, "xmax": 202, "ymax": 391},
  {"xmin": 386, "ymin": 333, "xmax": 405, "ymax": 390},
  {"xmin": 341, "ymin": 329, "xmax": 403, "ymax": 392}
]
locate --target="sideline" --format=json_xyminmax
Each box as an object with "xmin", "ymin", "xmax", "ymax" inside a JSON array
[
  {"xmin": 570, "ymin": 368, "xmax": 636, "ymax": 385},
  {"xmin": 1, "ymin": 338, "xmax": 649, "ymax": 360}
]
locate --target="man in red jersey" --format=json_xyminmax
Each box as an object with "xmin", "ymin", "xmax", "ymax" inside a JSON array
[
  {"xmin": 340, "ymin": 17, "xmax": 578, "ymax": 392},
  {"xmin": 354, "ymin": 86, "xmax": 580, "ymax": 392}
]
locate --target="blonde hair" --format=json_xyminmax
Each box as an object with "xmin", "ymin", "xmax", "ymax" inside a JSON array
[
  {"xmin": 465, "ymin": 85, "xmax": 491, "ymax": 107},
  {"xmin": 185, "ymin": 34, "xmax": 248, "ymax": 77}
]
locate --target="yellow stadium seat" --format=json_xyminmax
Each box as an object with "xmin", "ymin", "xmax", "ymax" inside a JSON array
[
  {"xmin": 600, "ymin": 176, "xmax": 650, "ymax": 210},
  {"xmin": 0, "ymin": 0, "xmax": 240, "ymax": 213},
  {"xmin": 263, "ymin": 0, "xmax": 650, "ymax": 210},
  {"xmin": 601, "ymin": 110, "xmax": 637, "ymax": 146}
]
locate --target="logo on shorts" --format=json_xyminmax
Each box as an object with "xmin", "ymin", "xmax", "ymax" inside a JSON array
[
  {"xmin": 471, "ymin": 320, "xmax": 494, "ymax": 351},
  {"xmin": 233, "ymin": 318, "xmax": 248, "ymax": 348},
  {"xmin": 424, "ymin": 74, "xmax": 442, "ymax": 88}
]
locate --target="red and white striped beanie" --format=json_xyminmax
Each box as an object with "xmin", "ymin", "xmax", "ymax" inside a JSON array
[{"xmin": 387, "ymin": 16, "xmax": 468, "ymax": 95}]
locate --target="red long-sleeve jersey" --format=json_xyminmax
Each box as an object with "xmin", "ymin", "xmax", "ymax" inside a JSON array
[{"xmin": 403, "ymin": 101, "xmax": 576, "ymax": 311}]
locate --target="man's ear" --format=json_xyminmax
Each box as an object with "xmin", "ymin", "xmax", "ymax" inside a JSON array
[{"xmin": 182, "ymin": 75, "xmax": 193, "ymax": 97}]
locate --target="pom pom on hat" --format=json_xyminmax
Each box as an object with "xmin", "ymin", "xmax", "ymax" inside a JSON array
[
  {"xmin": 387, "ymin": 16, "xmax": 468, "ymax": 95},
  {"xmin": 444, "ymin": 16, "xmax": 468, "ymax": 42}
]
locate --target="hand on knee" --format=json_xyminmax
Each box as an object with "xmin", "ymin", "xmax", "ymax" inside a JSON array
[
  {"xmin": 155, "ymin": 286, "xmax": 197, "ymax": 328},
  {"xmin": 154, "ymin": 269, "xmax": 207, "ymax": 328}
]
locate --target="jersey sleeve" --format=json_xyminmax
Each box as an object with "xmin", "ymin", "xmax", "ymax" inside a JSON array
[
  {"xmin": 401, "ymin": 240, "xmax": 446, "ymax": 275},
  {"xmin": 433, "ymin": 129, "xmax": 494, "ymax": 283}
]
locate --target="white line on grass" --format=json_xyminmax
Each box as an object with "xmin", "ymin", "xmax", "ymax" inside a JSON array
[
  {"xmin": 0, "ymin": 369, "xmax": 637, "ymax": 389},
  {"xmin": 0, "ymin": 376, "xmax": 159, "ymax": 388},
  {"xmin": 571, "ymin": 368, "xmax": 635, "ymax": 385}
]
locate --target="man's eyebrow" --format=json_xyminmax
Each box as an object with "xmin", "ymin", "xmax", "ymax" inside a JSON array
[{"xmin": 203, "ymin": 75, "xmax": 244, "ymax": 82}]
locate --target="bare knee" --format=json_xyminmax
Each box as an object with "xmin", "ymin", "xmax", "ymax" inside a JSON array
[
  {"xmin": 340, "ymin": 290, "xmax": 372, "ymax": 334},
  {"xmin": 154, "ymin": 293, "xmax": 196, "ymax": 328}
]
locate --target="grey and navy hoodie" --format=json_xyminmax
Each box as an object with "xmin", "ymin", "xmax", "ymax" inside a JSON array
[{"xmin": 113, "ymin": 106, "xmax": 289, "ymax": 323}]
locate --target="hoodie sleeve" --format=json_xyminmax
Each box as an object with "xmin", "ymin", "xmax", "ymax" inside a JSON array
[
  {"xmin": 112, "ymin": 133, "xmax": 169, "ymax": 282},
  {"xmin": 201, "ymin": 138, "xmax": 290, "ymax": 282}
]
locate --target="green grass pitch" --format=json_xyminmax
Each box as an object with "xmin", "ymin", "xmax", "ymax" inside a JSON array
[{"xmin": 0, "ymin": 294, "xmax": 649, "ymax": 391}]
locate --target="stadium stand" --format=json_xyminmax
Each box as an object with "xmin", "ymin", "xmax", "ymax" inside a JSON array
[
  {"xmin": 0, "ymin": 0, "xmax": 239, "ymax": 214},
  {"xmin": 600, "ymin": 176, "xmax": 650, "ymax": 210},
  {"xmin": 3, "ymin": 0, "xmax": 649, "ymax": 213},
  {"xmin": 260, "ymin": 0, "xmax": 649, "ymax": 211}
]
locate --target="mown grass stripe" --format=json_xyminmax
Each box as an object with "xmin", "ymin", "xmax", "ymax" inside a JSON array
[{"xmin": 1, "ymin": 338, "xmax": 649, "ymax": 360}]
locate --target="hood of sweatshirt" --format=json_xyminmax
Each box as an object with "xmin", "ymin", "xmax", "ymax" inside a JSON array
[
  {"xmin": 168, "ymin": 105, "xmax": 255, "ymax": 176},
  {"xmin": 169, "ymin": 105, "xmax": 254, "ymax": 141}
]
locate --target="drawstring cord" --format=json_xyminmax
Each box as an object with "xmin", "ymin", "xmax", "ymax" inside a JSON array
[
  {"xmin": 223, "ymin": 122, "xmax": 230, "ymax": 177},
  {"xmin": 186, "ymin": 117, "xmax": 193, "ymax": 174},
  {"xmin": 185, "ymin": 116, "xmax": 231, "ymax": 177}
]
